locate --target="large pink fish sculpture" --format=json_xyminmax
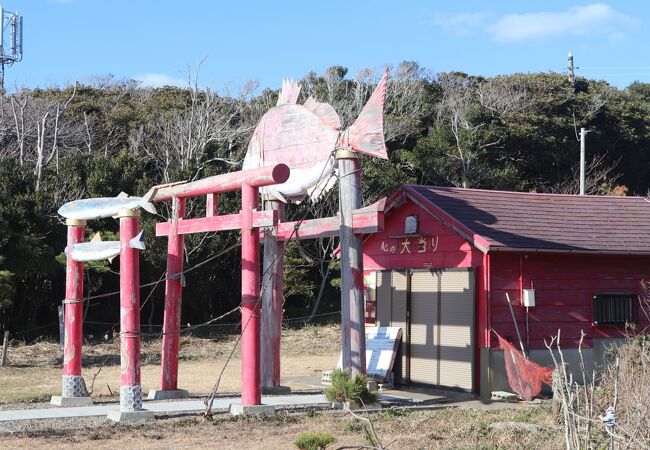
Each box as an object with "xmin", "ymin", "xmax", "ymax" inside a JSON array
[{"xmin": 243, "ymin": 71, "xmax": 388, "ymax": 203}]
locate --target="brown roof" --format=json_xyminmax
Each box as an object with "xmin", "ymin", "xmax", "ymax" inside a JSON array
[{"xmin": 405, "ymin": 185, "xmax": 650, "ymax": 255}]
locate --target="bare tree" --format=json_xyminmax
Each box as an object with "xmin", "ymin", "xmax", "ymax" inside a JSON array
[
  {"xmin": 141, "ymin": 66, "xmax": 258, "ymax": 182},
  {"xmin": 547, "ymin": 154, "xmax": 620, "ymax": 195},
  {"xmin": 8, "ymin": 86, "xmax": 85, "ymax": 189},
  {"xmin": 436, "ymin": 72, "xmax": 502, "ymax": 188},
  {"xmin": 476, "ymin": 75, "xmax": 533, "ymax": 116}
]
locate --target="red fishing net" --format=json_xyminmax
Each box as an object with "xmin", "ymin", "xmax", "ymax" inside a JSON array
[{"xmin": 496, "ymin": 332, "xmax": 555, "ymax": 400}]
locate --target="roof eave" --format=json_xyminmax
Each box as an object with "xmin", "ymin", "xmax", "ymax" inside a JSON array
[
  {"xmin": 401, "ymin": 185, "xmax": 491, "ymax": 254},
  {"xmin": 487, "ymin": 246, "xmax": 650, "ymax": 256}
]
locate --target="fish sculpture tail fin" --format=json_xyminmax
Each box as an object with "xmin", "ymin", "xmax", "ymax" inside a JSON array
[
  {"xmin": 339, "ymin": 69, "xmax": 389, "ymax": 159},
  {"xmin": 141, "ymin": 202, "xmax": 157, "ymax": 216},
  {"xmin": 277, "ymin": 79, "xmax": 301, "ymax": 106},
  {"xmin": 129, "ymin": 230, "xmax": 146, "ymax": 251},
  {"xmin": 142, "ymin": 186, "xmax": 158, "ymax": 203},
  {"xmin": 140, "ymin": 186, "xmax": 159, "ymax": 215}
]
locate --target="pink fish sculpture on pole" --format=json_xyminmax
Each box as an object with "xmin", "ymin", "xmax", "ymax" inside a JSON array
[{"xmin": 243, "ymin": 70, "xmax": 388, "ymax": 203}]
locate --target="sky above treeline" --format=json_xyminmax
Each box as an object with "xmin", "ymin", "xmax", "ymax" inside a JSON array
[{"xmin": 4, "ymin": 1, "xmax": 650, "ymax": 92}]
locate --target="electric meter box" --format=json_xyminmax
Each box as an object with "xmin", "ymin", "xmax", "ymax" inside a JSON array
[{"xmin": 522, "ymin": 289, "xmax": 536, "ymax": 307}]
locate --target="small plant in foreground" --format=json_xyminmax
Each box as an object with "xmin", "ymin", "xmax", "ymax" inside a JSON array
[
  {"xmin": 294, "ymin": 431, "xmax": 335, "ymax": 450},
  {"xmin": 323, "ymin": 368, "xmax": 378, "ymax": 405}
]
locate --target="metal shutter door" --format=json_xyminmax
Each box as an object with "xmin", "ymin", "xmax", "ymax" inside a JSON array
[
  {"xmin": 390, "ymin": 270, "xmax": 408, "ymax": 382},
  {"xmin": 376, "ymin": 271, "xmax": 392, "ymax": 327},
  {"xmin": 409, "ymin": 270, "xmax": 439, "ymax": 385},
  {"xmin": 438, "ymin": 269, "xmax": 475, "ymax": 392}
]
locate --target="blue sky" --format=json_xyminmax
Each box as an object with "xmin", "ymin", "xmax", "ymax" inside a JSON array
[{"xmin": 4, "ymin": 1, "xmax": 649, "ymax": 91}]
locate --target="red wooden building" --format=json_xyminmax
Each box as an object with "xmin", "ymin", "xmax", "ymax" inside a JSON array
[{"xmin": 362, "ymin": 185, "xmax": 650, "ymax": 397}]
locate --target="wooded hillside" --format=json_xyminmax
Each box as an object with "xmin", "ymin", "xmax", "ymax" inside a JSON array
[{"xmin": 1, "ymin": 62, "xmax": 649, "ymax": 337}]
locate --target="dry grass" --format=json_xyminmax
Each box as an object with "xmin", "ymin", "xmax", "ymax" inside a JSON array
[
  {"xmin": 0, "ymin": 323, "xmax": 565, "ymax": 448},
  {"xmin": 0, "ymin": 406, "xmax": 562, "ymax": 449},
  {"xmin": 0, "ymin": 324, "xmax": 341, "ymax": 404}
]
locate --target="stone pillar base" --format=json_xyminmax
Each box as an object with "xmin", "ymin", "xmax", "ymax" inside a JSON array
[
  {"xmin": 61, "ymin": 375, "xmax": 88, "ymax": 397},
  {"xmin": 120, "ymin": 385, "xmax": 143, "ymax": 411},
  {"xmin": 261, "ymin": 385, "xmax": 291, "ymax": 395},
  {"xmin": 50, "ymin": 395, "xmax": 94, "ymax": 407},
  {"xmin": 51, "ymin": 375, "xmax": 92, "ymax": 407},
  {"xmin": 229, "ymin": 404, "xmax": 275, "ymax": 416},
  {"xmin": 107, "ymin": 409, "xmax": 155, "ymax": 423},
  {"xmin": 147, "ymin": 389, "xmax": 190, "ymax": 400}
]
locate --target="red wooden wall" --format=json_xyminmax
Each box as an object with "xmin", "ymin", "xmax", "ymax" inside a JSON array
[
  {"xmin": 362, "ymin": 198, "xmax": 483, "ymax": 324},
  {"xmin": 363, "ymin": 199, "xmax": 482, "ymax": 271},
  {"xmin": 489, "ymin": 253, "xmax": 650, "ymax": 350}
]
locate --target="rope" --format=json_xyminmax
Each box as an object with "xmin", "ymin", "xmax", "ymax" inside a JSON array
[{"xmin": 204, "ymin": 152, "xmax": 339, "ymax": 416}]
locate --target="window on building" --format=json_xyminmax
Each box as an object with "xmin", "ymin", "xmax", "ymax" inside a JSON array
[{"xmin": 593, "ymin": 294, "xmax": 636, "ymax": 325}]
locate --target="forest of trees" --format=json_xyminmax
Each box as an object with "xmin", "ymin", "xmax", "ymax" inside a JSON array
[{"xmin": 1, "ymin": 61, "xmax": 649, "ymax": 338}]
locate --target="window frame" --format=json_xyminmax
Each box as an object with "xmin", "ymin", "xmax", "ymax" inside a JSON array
[{"xmin": 592, "ymin": 292, "xmax": 637, "ymax": 326}]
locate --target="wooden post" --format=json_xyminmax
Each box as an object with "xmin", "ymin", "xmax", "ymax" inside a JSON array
[
  {"xmin": 241, "ymin": 183, "xmax": 262, "ymax": 406},
  {"xmin": 1, "ymin": 330, "xmax": 8, "ymax": 367},
  {"xmin": 206, "ymin": 193, "xmax": 218, "ymax": 217},
  {"xmin": 118, "ymin": 209, "xmax": 144, "ymax": 411},
  {"xmin": 158, "ymin": 197, "xmax": 187, "ymax": 396},
  {"xmin": 337, "ymin": 149, "xmax": 366, "ymax": 376},
  {"xmin": 261, "ymin": 199, "xmax": 286, "ymax": 392}
]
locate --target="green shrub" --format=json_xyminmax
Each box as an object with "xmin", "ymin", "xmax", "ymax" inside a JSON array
[
  {"xmin": 324, "ymin": 368, "xmax": 378, "ymax": 405},
  {"xmin": 294, "ymin": 431, "xmax": 335, "ymax": 450}
]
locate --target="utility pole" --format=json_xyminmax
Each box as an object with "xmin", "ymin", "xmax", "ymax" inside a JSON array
[
  {"xmin": 580, "ymin": 127, "xmax": 589, "ymax": 195},
  {"xmin": 567, "ymin": 52, "xmax": 575, "ymax": 87}
]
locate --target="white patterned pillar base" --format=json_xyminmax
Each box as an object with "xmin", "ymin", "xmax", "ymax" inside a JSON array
[
  {"xmin": 61, "ymin": 375, "xmax": 89, "ymax": 398},
  {"xmin": 120, "ymin": 385, "xmax": 143, "ymax": 411}
]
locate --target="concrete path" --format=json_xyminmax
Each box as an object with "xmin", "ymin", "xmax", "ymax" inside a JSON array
[{"xmin": 0, "ymin": 394, "xmax": 329, "ymax": 422}]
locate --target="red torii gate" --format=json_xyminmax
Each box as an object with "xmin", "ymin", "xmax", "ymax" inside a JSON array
[
  {"xmin": 148, "ymin": 164, "xmax": 288, "ymax": 409},
  {"xmin": 149, "ymin": 162, "xmax": 384, "ymax": 410}
]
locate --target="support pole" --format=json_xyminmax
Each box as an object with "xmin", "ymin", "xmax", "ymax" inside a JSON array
[
  {"xmin": 241, "ymin": 183, "xmax": 261, "ymax": 406},
  {"xmin": 337, "ymin": 149, "xmax": 366, "ymax": 376},
  {"xmin": 261, "ymin": 199, "xmax": 288, "ymax": 393},
  {"xmin": 1, "ymin": 330, "xmax": 8, "ymax": 367},
  {"xmin": 52, "ymin": 219, "xmax": 92, "ymax": 406},
  {"xmin": 151, "ymin": 197, "xmax": 188, "ymax": 400},
  {"xmin": 118, "ymin": 209, "xmax": 144, "ymax": 410}
]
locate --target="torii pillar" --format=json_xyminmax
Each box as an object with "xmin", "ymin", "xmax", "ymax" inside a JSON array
[
  {"xmin": 51, "ymin": 219, "xmax": 93, "ymax": 407},
  {"xmin": 108, "ymin": 208, "xmax": 154, "ymax": 422},
  {"xmin": 261, "ymin": 198, "xmax": 289, "ymax": 394}
]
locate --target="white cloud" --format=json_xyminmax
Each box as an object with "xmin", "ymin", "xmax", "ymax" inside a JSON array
[
  {"xmin": 487, "ymin": 3, "xmax": 637, "ymax": 43},
  {"xmin": 133, "ymin": 73, "xmax": 186, "ymax": 88},
  {"xmin": 431, "ymin": 11, "xmax": 494, "ymax": 37}
]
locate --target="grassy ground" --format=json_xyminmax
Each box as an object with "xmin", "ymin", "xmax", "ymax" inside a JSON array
[
  {"xmin": 0, "ymin": 405, "xmax": 563, "ymax": 449},
  {"xmin": 0, "ymin": 324, "xmax": 564, "ymax": 448},
  {"xmin": 0, "ymin": 324, "xmax": 340, "ymax": 404}
]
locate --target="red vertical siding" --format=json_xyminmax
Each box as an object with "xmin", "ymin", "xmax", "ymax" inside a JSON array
[
  {"xmin": 363, "ymin": 200, "xmax": 482, "ymax": 271},
  {"xmin": 489, "ymin": 253, "xmax": 650, "ymax": 349}
]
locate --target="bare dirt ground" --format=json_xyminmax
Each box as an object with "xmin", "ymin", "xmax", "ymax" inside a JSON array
[{"xmin": 0, "ymin": 324, "xmax": 563, "ymax": 448}]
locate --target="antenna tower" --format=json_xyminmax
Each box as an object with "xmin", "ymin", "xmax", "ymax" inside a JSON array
[{"xmin": 0, "ymin": 5, "xmax": 22, "ymax": 93}]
